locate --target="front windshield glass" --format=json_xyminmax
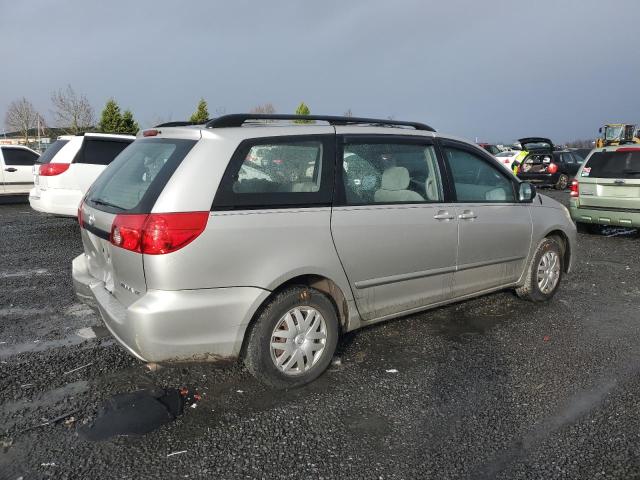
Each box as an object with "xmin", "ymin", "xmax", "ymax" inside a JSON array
[{"xmin": 605, "ymin": 126, "xmax": 624, "ymax": 141}]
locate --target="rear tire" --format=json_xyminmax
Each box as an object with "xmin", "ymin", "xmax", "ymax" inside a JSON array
[
  {"xmin": 555, "ymin": 174, "xmax": 569, "ymax": 190},
  {"xmin": 516, "ymin": 237, "xmax": 563, "ymax": 302},
  {"xmin": 244, "ymin": 286, "xmax": 339, "ymax": 389}
]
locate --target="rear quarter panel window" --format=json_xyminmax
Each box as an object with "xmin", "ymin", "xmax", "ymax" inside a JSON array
[
  {"xmin": 213, "ymin": 135, "xmax": 334, "ymax": 209},
  {"xmin": 76, "ymin": 138, "xmax": 133, "ymax": 165}
]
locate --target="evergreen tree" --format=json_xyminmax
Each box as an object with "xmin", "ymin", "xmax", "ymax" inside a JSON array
[
  {"xmin": 294, "ymin": 102, "xmax": 312, "ymax": 123},
  {"xmin": 189, "ymin": 98, "xmax": 209, "ymax": 123},
  {"xmin": 98, "ymin": 99, "xmax": 122, "ymax": 133},
  {"xmin": 120, "ymin": 110, "xmax": 139, "ymax": 135}
]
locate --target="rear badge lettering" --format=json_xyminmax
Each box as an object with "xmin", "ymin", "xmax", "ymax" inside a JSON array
[{"xmin": 120, "ymin": 282, "xmax": 141, "ymax": 295}]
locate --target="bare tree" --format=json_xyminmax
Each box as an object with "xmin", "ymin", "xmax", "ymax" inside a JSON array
[
  {"xmin": 249, "ymin": 103, "xmax": 276, "ymax": 115},
  {"xmin": 5, "ymin": 97, "xmax": 40, "ymax": 144},
  {"xmin": 51, "ymin": 85, "xmax": 95, "ymax": 134},
  {"xmin": 343, "ymin": 109, "xmax": 353, "ymax": 117}
]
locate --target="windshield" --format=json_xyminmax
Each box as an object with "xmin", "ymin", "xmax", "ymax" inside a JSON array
[
  {"xmin": 604, "ymin": 126, "xmax": 624, "ymax": 141},
  {"xmin": 496, "ymin": 151, "xmax": 515, "ymax": 157},
  {"xmin": 583, "ymin": 150, "xmax": 640, "ymax": 178},
  {"xmin": 86, "ymin": 138, "xmax": 196, "ymax": 213},
  {"xmin": 37, "ymin": 139, "xmax": 69, "ymax": 164}
]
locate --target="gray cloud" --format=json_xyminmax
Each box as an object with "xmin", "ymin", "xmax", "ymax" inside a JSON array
[{"xmin": 2, "ymin": 0, "xmax": 639, "ymax": 142}]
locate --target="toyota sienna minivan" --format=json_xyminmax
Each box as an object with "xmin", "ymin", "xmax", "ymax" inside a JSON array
[{"xmin": 73, "ymin": 114, "xmax": 577, "ymax": 388}]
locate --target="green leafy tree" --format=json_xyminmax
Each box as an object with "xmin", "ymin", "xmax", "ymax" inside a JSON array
[
  {"xmin": 294, "ymin": 102, "xmax": 313, "ymax": 123},
  {"xmin": 98, "ymin": 99, "xmax": 122, "ymax": 133},
  {"xmin": 120, "ymin": 110, "xmax": 139, "ymax": 135},
  {"xmin": 189, "ymin": 98, "xmax": 209, "ymax": 123}
]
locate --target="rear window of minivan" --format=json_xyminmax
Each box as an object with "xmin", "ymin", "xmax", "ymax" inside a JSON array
[
  {"xmin": 86, "ymin": 138, "xmax": 196, "ymax": 213},
  {"xmin": 583, "ymin": 150, "xmax": 640, "ymax": 179},
  {"xmin": 37, "ymin": 139, "xmax": 69, "ymax": 164}
]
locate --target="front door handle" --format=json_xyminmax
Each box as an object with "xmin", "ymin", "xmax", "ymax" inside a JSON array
[
  {"xmin": 458, "ymin": 210, "xmax": 477, "ymax": 220},
  {"xmin": 4, "ymin": 167, "xmax": 17, "ymax": 172},
  {"xmin": 434, "ymin": 210, "xmax": 455, "ymax": 220}
]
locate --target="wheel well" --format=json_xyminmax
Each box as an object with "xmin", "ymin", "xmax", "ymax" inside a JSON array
[
  {"xmin": 239, "ymin": 275, "xmax": 349, "ymax": 361},
  {"xmin": 547, "ymin": 230, "xmax": 570, "ymax": 273}
]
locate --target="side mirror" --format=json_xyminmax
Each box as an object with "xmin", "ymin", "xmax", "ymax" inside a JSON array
[
  {"xmin": 598, "ymin": 127, "xmax": 602, "ymax": 134},
  {"xmin": 519, "ymin": 182, "xmax": 536, "ymax": 202}
]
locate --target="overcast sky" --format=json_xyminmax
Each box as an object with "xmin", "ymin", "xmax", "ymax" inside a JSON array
[{"xmin": 2, "ymin": 0, "xmax": 640, "ymax": 143}]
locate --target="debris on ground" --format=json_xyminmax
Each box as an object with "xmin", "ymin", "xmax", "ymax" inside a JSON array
[
  {"xmin": 63, "ymin": 416, "xmax": 76, "ymax": 428},
  {"xmin": 385, "ymin": 369, "xmax": 399, "ymax": 373},
  {"xmin": 78, "ymin": 387, "xmax": 201, "ymax": 441},
  {"xmin": 22, "ymin": 410, "xmax": 78, "ymax": 432},
  {"xmin": 543, "ymin": 335, "xmax": 551, "ymax": 342},
  {"xmin": 331, "ymin": 357, "xmax": 342, "ymax": 367},
  {"xmin": 63, "ymin": 362, "xmax": 93, "ymax": 375},
  {"xmin": 1, "ymin": 437, "xmax": 13, "ymax": 453},
  {"xmin": 167, "ymin": 450, "xmax": 188, "ymax": 457},
  {"xmin": 145, "ymin": 362, "xmax": 162, "ymax": 372},
  {"xmin": 75, "ymin": 327, "xmax": 96, "ymax": 339}
]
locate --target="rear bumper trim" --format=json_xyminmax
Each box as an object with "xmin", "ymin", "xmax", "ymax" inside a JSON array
[{"xmin": 72, "ymin": 254, "xmax": 271, "ymax": 363}]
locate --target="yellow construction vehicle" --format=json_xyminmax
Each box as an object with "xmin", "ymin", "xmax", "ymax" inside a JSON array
[{"xmin": 596, "ymin": 123, "xmax": 640, "ymax": 148}]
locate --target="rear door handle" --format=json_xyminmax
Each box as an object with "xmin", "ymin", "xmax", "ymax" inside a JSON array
[
  {"xmin": 458, "ymin": 210, "xmax": 477, "ymax": 220},
  {"xmin": 434, "ymin": 210, "xmax": 455, "ymax": 220},
  {"xmin": 4, "ymin": 167, "xmax": 17, "ymax": 172}
]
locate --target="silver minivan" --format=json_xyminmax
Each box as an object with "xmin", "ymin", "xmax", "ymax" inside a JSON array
[{"xmin": 73, "ymin": 114, "xmax": 577, "ymax": 388}]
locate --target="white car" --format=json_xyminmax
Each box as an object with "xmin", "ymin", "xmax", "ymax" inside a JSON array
[
  {"xmin": 495, "ymin": 150, "xmax": 523, "ymax": 169},
  {"xmin": 0, "ymin": 145, "xmax": 40, "ymax": 195},
  {"xmin": 29, "ymin": 133, "xmax": 134, "ymax": 216}
]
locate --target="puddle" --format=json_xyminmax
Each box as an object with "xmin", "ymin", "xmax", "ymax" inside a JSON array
[
  {"xmin": 0, "ymin": 326, "xmax": 111, "ymax": 358},
  {"xmin": 78, "ymin": 387, "xmax": 200, "ymax": 441},
  {"xmin": 426, "ymin": 304, "xmax": 515, "ymax": 342}
]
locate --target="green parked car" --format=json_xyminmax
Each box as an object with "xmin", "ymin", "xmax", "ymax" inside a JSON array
[{"xmin": 569, "ymin": 145, "xmax": 640, "ymax": 230}]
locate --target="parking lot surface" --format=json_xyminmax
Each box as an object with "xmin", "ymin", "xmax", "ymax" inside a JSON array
[{"xmin": 1, "ymin": 191, "xmax": 640, "ymax": 479}]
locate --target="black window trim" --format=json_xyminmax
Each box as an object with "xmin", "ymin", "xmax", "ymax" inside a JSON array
[
  {"xmin": 333, "ymin": 134, "xmax": 453, "ymax": 207},
  {"xmin": 212, "ymin": 134, "xmax": 336, "ymax": 211},
  {"xmin": 437, "ymin": 138, "xmax": 520, "ymax": 204}
]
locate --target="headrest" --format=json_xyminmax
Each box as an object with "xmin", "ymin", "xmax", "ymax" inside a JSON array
[{"xmin": 381, "ymin": 167, "xmax": 410, "ymax": 191}]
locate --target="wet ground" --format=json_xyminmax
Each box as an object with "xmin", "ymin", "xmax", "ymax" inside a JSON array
[{"xmin": 1, "ymin": 191, "xmax": 640, "ymax": 479}]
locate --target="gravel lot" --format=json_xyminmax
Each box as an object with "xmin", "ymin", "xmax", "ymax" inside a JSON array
[{"xmin": 1, "ymin": 191, "xmax": 639, "ymax": 480}]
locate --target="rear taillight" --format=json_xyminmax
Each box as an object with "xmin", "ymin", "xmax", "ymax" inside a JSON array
[
  {"xmin": 570, "ymin": 179, "xmax": 579, "ymax": 197},
  {"xmin": 78, "ymin": 201, "xmax": 84, "ymax": 227},
  {"xmin": 547, "ymin": 163, "xmax": 558, "ymax": 174},
  {"xmin": 39, "ymin": 163, "xmax": 70, "ymax": 176},
  {"xmin": 617, "ymin": 147, "xmax": 640, "ymax": 152},
  {"xmin": 110, "ymin": 212, "xmax": 209, "ymax": 255}
]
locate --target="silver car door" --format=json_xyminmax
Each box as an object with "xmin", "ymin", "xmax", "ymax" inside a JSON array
[
  {"xmin": 331, "ymin": 135, "xmax": 458, "ymax": 322},
  {"xmin": 442, "ymin": 142, "xmax": 532, "ymax": 297}
]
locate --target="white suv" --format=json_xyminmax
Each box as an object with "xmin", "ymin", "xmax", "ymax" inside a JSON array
[{"xmin": 29, "ymin": 133, "xmax": 134, "ymax": 216}]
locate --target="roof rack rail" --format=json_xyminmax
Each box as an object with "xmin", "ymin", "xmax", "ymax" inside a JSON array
[
  {"xmin": 204, "ymin": 114, "xmax": 435, "ymax": 132},
  {"xmin": 153, "ymin": 120, "xmax": 209, "ymax": 128}
]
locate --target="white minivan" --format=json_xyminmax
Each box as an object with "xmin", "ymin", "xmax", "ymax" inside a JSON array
[
  {"xmin": 0, "ymin": 145, "xmax": 40, "ymax": 196},
  {"xmin": 29, "ymin": 133, "xmax": 134, "ymax": 216}
]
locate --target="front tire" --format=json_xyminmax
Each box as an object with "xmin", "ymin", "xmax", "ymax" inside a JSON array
[
  {"xmin": 244, "ymin": 286, "xmax": 339, "ymax": 389},
  {"xmin": 555, "ymin": 174, "xmax": 569, "ymax": 190},
  {"xmin": 516, "ymin": 237, "xmax": 563, "ymax": 302}
]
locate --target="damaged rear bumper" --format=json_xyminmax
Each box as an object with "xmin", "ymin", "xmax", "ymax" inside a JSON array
[{"xmin": 72, "ymin": 254, "xmax": 271, "ymax": 363}]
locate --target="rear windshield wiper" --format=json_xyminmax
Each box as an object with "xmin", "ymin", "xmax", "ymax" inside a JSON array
[{"xmin": 90, "ymin": 198, "xmax": 125, "ymax": 211}]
